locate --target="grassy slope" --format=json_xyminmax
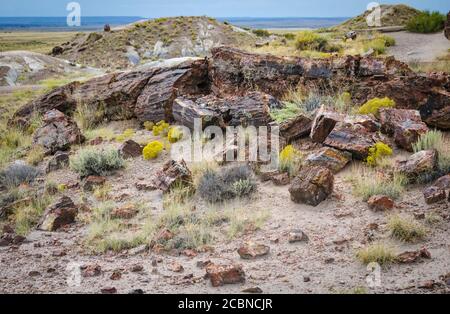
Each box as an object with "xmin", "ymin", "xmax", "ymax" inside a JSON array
[{"xmin": 0, "ymin": 32, "xmax": 78, "ymax": 54}]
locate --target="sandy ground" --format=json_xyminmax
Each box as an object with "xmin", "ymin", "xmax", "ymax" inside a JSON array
[
  {"xmin": 387, "ymin": 31, "xmax": 450, "ymax": 63},
  {"xmin": 0, "ymin": 125, "xmax": 449, "ymax": 294}
]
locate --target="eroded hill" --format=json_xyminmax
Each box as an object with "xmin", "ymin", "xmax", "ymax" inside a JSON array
[{"xmin": 52, "ymin": 16, "xmax": 256, "ymax": 70}]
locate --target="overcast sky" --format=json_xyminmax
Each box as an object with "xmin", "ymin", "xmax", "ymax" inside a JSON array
[{"xmin": 0, "ymin": 0, "xmax": 448, "ymax": 17}]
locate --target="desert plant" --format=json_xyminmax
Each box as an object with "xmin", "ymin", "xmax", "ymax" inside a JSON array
[
  {"xmin": 14, "ymin": 192, "xmax": 53, "ymax": 236},
  {"xmin": 143, "ymin": 121, "xmax": 155, "ymax": 131},
  {"xmin": 279, "ymin": 145, "xmax": 303, "ymax": 176},
  {"xmin": 295, "ymin": 31, "xmax": 329, "ymax": 51},
  {"xmin": 388, "ymin": 215, "xmax": 428, "ymax": 242},
  {"xmin": 252, "ymin": 29, "xmax": 270, "ymax": 37},
  {"xmin": 350, "ymin": 167, "xmax": 407, "ymax": 201},
  {"xmin": 406, "ymin": 11, "xmax": 446, "ymax": 33},
  {"xmin": 197, "ymin": 165, "xmax": 256, "ymax": 203},
  {"xmin": 356, "ymin": 242, "xmax": 397, "ymax": 265},
  {"xmin": 26, "ymin": 145, "xmax": 45, "ymax": 166},
  {"xmin": 115, "ymin": 128, "xmax": 135, "ymax": 142},
  {"xmin": 226, "ymin": 207, "xmax": 270, "ymax": 239},
  {"xmin": 232, "ymin": 179, "xmax": 257, "ymax": 198},
  {"xmin": 412, "ymin": 130, "xmax": 450, "ymax": 181},
  {"xmin": 366, "ymin": 142, "xmax": 393, "ymax": 167},
  {"xmin": 74, "ymin": 103, "xmax": 105, "ymax": 131},
  {"xmin": 70, "ymin": 148, "xmax": 125, "ymax": 177},
  {"xmin": 93, "ymin": 183, "xmax": 112, "ymax": 201},
  {"xmin": 0, "ymin": 163, "xmax": 39, "ymax": 189},
  {"xmin": 142, "ymin": 141, "xmax": 164, "ymax": 160},
  {"xmin": 283, "ymin": 33, "xmax": 296, "ymax": 40},
  {"xmin": 152, "ymin": 120, "xmax": 170, "ymax": 136},
  {"xmin": 380, "ymin": 35, "xmax": 396, "ymax": 47},
  {"xmin": 167, "ymin": 126, "xmax": 183, "ymax": 143},
  {"xmin": 358, "ymin": 97, "xmax": 395, "ymax": 116}
]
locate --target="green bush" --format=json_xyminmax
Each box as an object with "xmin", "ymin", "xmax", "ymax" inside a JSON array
[
  {"xmin": 295, "ymin": 31, "xmax": 329, "ymax": 51},
  {"xmin": 252, "ymin": 29, "xmax": 270, "ymax": 37},
  {"xmin": 406, "ymin": 11, "xmax": 446, "ymax": 33},
  {"xmin": 70, "ymin": 148, "xmax": 125, "ymax": 177},
  {"xmin": 366, "ymin": 142, "xmax": 393, "ymax": 167}
]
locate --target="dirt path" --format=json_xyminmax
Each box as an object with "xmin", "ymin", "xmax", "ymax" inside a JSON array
[{"xmin": 387, "ymin": 31, "xmax": 450, "ymax": 63}]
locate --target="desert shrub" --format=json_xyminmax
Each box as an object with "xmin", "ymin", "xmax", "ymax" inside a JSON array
[
  {"xmin": 366, "ymin": 142, "xmax": 393, "ymax": 167},
  {"xmin": 74, "ymin": 103, "xmax": 105, "ymax": 131},
  {"xmin": 197, "ymin": 165, "xmax": 256, "ymax": 203},
  {"xmin": 232, "ymin": 179, "xmax": 256, "ymax": 198},
  {"xmin": 142, "ymin": 141, "xmax": 164, "ymax": 160},
  {"xmin": 0, "ymin": 163, "xmax": 39, "ymax": 189},
  {"xmin": 163, "ymin": 182, "xmax": 194, "ymax": 209},
  {"xmin": 271, "ymin": 102, "xmax": 304, "ymax": 122},
  {"xmin": 412, "ymin": 130, "xmax": 450, "ymax": 181},
  {"xmin": 115, "ymin": 128, "xmax": 135, "ymax": 142},
  {"xmin": 279, "ymin": 145, "xmax": 303, "ymax": 176},
  {"xmin": 93, "ymin": 183, "xmax": 111, "ymax": 201},
  {"xmin": 388, "ymin": 215, "xmax": 428, "ymax": 242},
  {"xmin": 252, "ymin": 29, "xmax": 270, "ymax": 37},
  {"xmin": 143, "ymin": 121, "xmax": 154, "ymax": 131},
  {"xmin": 356, "ymin": 242, "xmax": 397, "ymax": 265},
  {"xmin": 406, "ymin": 11, "xmax": 446, "ymax": 33},
  {"xmin": 350, "ymin": 167, "xmax": 407, "ymax": 201},
  {"xmin": 381, "ymin": 35, "xmax": 396, "ymax": 47},
  {"xmin": 152, "ymin": 120, "xmax": 170, "ymax": 136},
  {"xmin": 295, "ymin": 31, "xmax": 329, "ymax": 51},
  {"xmin": 226, "ymin": 207, "xmax": 270, "ymax": 239},
  {"xmin": 70, "ymin": 148, "xmax": 125, "ymax": 177},
  {"xmin": 83, "ymin": 127, "xmax": 115, "ymax": 141},
  {"xmin": 358, "ymin": 97, "xmax": 395, "ymax": 116},
  {"xmin": 167, "ymin": 126, "xmax": 183, "ymax": 143},
  {"xmin": 283, "ymin": 33, "xmax": 296, "ymax": 40},
  {"xmin": 14, "ymin": 193, "xmax": 52, "ymax": 235},
  {"xmin": 26, "ymin": 145, "xmax": 45, "ymax": 166}
]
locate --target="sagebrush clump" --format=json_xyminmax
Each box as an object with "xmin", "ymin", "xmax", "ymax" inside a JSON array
[
  {"xmin": 358, "ymin": 97, "xmax": 395, "ymax": 116},
  {"xmin": 356, "ymin": 242, "xmax": 397, "ymax": 266},
  {"xmin": 198, "ymin": 165, "xmax": 256, "ymax": 203},
  {"xmin": 142, "ymin": 141, "xmax": 164, "ymax": 160},
  {"xmin": 0, "ymin": 163, "xmax": 39, "ymax": 189},
  {"xmin": 70, "ymin": 148, "xmax": 125, "ymax": 177},
  {"xmin": 295, "ymin": 31, "xmax": 336, "ymax": 52}
]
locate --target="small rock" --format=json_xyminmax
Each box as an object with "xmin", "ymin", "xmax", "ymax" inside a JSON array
[
  {"xmin": 128, "ymin": 289, "xmax": 144, "ymax": 294},
  {"xmin": 130, "ymin": 264, "xmax": 144, "ymax": 272},
  {"xmin": 101, "ymin": 287, "xmax": 117, "ymax": 294},
  {"xmin": 89, "ymin": 137, "xmax": 103, "ymax": 145},
  {"xmin": 28, "ymin": 270, "xmax": 41, "ymax": 277},
  {"xmin": 82, "ymin": 176, "xmax": 106, "ymax": 191},
  {"xmin": 110, "ymin": 270, "xmax": 122, "ymax": 280},
  {"xmin": 367, "ymin": 195, "xmax": 394, "ymax": 212},
  {"xmin": 38, "ymin": 196, "xmax": 78, "ymax": 232},
  {"xmin": 111, "ymin": 204, "xmax": 139, "ymax": 219},
  {"xmin": 237, "ymin": 242, "xmax": 270, "ymax": 259},
  {"xmin": 289, "ymin": 166, "xmax": 334, "ymax": 206},
  {"xmin": 288, "ymin": 229, "xmax": 308, "ymax": 243},
  {"xmin": 397, "ymin": 247, "xmax": 431, "ymax": 264},
  {"xmin": 397, "ymin": 150, "xmax": 437, "ymax": 181},
  {"xmin": 149, "ymin": 160, "xmax": 193, "ymax": 193},
  {"xmin": 304, "ymin": 147, "xmax": 351, "ymax": 174},
  {"xmin": 118, "ymin": 140, "xmax": 142, "ymax": 159},
  {"xmin": 46, "ymin": 151, "xmax": 70, "ymax": 173},
  {"xmin": 423, "ymin": 186, "xmax": 446, "ymax": 205},
  {"xmin": 135, "ymin": 180, "xmax": 157, "ymax": 191},
  {"xmin": 242, "ymin": 287, "xmax": 263, "ymax": 293},
  {"xmin": 205, "ymin": 263, "xmax": 245, "ymax": 287},
  {"xmin": 271, "ymin": 172, "xmax": 290, "ymax": 186},
  {"xmin": 168, "ymin": 262, "xmax": 184, "ymax": 273},
  {"xmin": 303, "ymin": 276, "xmax": 311, "ymax": 282},
  {"xmin": 128, "ymin": 244, "xmax": 148, "ymax": 255},
  {"xmin": 82, "ymin": 264, "xmax": 102, "ymax": 277}
]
